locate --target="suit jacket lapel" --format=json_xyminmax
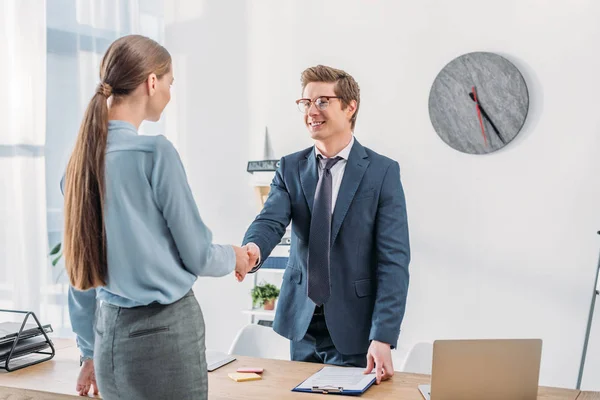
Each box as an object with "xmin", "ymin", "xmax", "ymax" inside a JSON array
[
  {"xmin": 331, "ymin": 140, "xmax": 369, "ymax": 246},
  {"xmin": 299, "ymin": 149, "xmax": 318, "ymax": 214}
]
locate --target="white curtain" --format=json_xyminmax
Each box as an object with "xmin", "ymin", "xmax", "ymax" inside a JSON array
[
  {"xmin": 0, "ymin": 1, "xmax": 48, "ymax": 319},
  {"xmin": 0, "ymin": 0, "xmax": 164, "ymax": 333},
  {"xmin": 45, "ymin": 0, "xmax": 164, "ymax": 336}
]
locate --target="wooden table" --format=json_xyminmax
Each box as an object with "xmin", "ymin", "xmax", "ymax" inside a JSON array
[
  {"xmin": 578, "ymin": 393, "xmax": 600, "ymax": 400},
  {"xmin": 0, "ymin": 339, "xmax": 596, "ymax": 399}
]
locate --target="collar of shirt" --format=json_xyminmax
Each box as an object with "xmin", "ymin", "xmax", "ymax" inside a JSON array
[
  {"xmin": 314, "ymin": 136, "xmax": 355, "ymax": 163},
  {"xmin": 108, "ymin": 120, "xmax": 138, "ymax": 135}
]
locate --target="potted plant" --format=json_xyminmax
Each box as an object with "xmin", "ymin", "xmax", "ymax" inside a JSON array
[{"xmin": 251, "ymin": 282, "xmax": 280, "ymax": 310}]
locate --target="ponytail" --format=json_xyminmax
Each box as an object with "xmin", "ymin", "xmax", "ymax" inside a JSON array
[{"xmin": 63, "ymin": 82, "xmax": 112, "ymax": 290}]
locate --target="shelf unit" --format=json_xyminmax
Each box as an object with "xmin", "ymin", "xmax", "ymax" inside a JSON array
[{"xmin": 248, "ymin": 254, "xmax": 288, "ymax": 325}]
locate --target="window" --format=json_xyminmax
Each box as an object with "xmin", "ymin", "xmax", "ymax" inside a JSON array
[{"xmin": 44, "ymin": 0, "xmax": 165, "ymax": 336}]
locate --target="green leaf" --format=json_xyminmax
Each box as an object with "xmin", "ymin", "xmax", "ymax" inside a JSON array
[
  {"xmin": 49, "ymin": 242, "xmax": 62, "ymax": 256},
  {"xmin": 52, "ymin": 255, "xmax": 62, "ymax": 266}
]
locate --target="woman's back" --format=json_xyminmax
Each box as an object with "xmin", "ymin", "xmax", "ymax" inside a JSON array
[
  {"xmin": 102, "ymin": 121, "xmax": 196, "ymax": 306},
  {"xmin": 65, "ymin": 120, "xmax": 234, "ymax": 307},
  {"xmin": 64, "ymin": 35, "xmax": 252, "ymax": 399}
]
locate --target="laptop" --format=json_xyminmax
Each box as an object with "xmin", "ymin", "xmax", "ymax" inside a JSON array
[
  {"xmin": 418, "ymin": 339, "xmax": 542, "ymax": 400},
  {"xmin": 206, "ymin": 349, "xmax": 236, "ymax": 372}
]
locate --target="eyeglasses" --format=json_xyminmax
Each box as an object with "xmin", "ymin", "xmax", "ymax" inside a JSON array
[{"xmin": 295, "ymin": 96, "xmax": 340, "ymax": 113}]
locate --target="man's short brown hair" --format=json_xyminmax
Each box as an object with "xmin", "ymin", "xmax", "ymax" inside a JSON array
[{"xmin": 301, "ymin": 65, "xmax": 360, "ymax": 130}]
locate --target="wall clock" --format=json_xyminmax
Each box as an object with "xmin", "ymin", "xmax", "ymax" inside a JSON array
[{"xmin": 428, "ymin": 52, "xmax": 529, "ymax": 154}]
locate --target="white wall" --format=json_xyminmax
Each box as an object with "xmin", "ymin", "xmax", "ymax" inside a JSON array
[
  {"xmin": 166, "ymin": 0, "xmax": 600, "ymax": 390},
  {"xmin": 164, "ymin": 0, "xmax": 258, "ymax": 357}
]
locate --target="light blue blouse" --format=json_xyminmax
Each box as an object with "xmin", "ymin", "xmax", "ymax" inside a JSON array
[{"xmin": 66, "ymin": 120, "xmax": 234, "ymax": 358}]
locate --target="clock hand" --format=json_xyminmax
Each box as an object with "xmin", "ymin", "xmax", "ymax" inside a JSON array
[
  {"xmin": 471, "ymin": 86, "xmax": 488, "ymax": 147},
  {"xmin": 468, "ymin": 92, "xmax": 506, "ymax": 145}
]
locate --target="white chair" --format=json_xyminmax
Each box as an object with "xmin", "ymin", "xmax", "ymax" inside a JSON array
[
  {"xmin": 400, "ymin": 342, "xmax": 433, "ymax": 375},
  {"xmin": 228, "ymin": 324, "xmax": 290, "ymax": 360}
]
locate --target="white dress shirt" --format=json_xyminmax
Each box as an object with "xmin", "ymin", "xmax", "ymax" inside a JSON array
[
  {"xmin": 248, "ymin": 136, "xmax": 355, "ymax": 267},
  {"xmin": 315, "ymin": 136, "xmax": 355, "ymax": 213}
]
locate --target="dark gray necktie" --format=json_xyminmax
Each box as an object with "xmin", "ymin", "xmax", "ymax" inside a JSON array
[{"xmin": 307, "ymin": 155, "xmax": 343, "ymax": 306}]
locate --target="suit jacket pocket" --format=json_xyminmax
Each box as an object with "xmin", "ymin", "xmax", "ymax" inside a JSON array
[
  {"xmin": 284, "ymin": 265, "xmax": 302, "ymax": 284},
  {"xmin": 354, "ymin": 278, "xmax": 374, "ymax": 298},
  {"xmin": 354, "ymin": 188, "xmax": 375, "ymax": 201}
]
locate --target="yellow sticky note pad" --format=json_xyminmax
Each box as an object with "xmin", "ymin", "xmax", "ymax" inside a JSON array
[{"xmin": 228, "ymin": 372, "xmax": 262, "ymax": 382}]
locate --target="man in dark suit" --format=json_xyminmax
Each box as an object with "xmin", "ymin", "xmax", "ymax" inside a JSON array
[{"xmin": 243, "ymin": 65, "xmax": 410, "ymax": 384}]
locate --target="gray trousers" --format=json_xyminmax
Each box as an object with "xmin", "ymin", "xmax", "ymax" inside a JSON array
[{"xmin": 94, "ymin": 290, "xmax": 208, "ymax": 400}]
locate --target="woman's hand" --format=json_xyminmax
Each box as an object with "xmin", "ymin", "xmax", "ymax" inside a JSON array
[{"xmin": 76, "ymin": 359, "xmax": 99, "ymax": 396}]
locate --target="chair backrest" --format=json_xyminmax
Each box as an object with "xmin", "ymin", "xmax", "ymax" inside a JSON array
[
  {"xmin": 400, "ymin": 342, "xmax": 434, "ymax": 374},
  {"xmin": 228, "ymin": 324, "xmax": 290, "ymax": 360}
]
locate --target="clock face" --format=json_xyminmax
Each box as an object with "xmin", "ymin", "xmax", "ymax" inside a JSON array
[{"xmin": 428, "ymin": 52, "xmax": 529, "ymax": 154}]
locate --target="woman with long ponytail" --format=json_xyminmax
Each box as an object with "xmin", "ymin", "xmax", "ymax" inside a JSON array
[
  {"xmin": 63, "ymin": 79, "xmax": 111, "ymax": 291},
  {"xmin": 64, "ymin": 35, "xmax": 255, "ymax": 399}
]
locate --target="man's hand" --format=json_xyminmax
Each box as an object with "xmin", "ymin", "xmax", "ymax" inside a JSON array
[
  {"xmin": 364, "ymin": 340, "xmax": 394, "ymax": 384},
  {"xmin": 245, "ymin": 243, "xmax": 260, "ymax": 268},
  {"xmin": 233, "ymin": 243, "xmax": 261, "ymax": 281},
  {"xmin": 76, "ymin": 358, "xmax": 99, "ymax": 396}
]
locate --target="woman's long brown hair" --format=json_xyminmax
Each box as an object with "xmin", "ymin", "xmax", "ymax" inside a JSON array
[{"xmin": 64, "ymin": 35, "xmax": 171, "ymax": 290}]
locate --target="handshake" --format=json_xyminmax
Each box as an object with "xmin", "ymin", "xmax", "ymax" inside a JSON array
[{"xmin": 233, "ymin": 243, "xmax": 260, "ymax": 282}]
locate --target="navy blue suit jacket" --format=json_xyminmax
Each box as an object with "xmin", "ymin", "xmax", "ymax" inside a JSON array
[{"xmin": 243, "ymin": 139, "xmax": 410, "ymax": 355}]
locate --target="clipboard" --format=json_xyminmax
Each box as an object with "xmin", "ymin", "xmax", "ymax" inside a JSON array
[{"xmin": 292, "ymin": 366, "xmax": 376, "ymax": 396}]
